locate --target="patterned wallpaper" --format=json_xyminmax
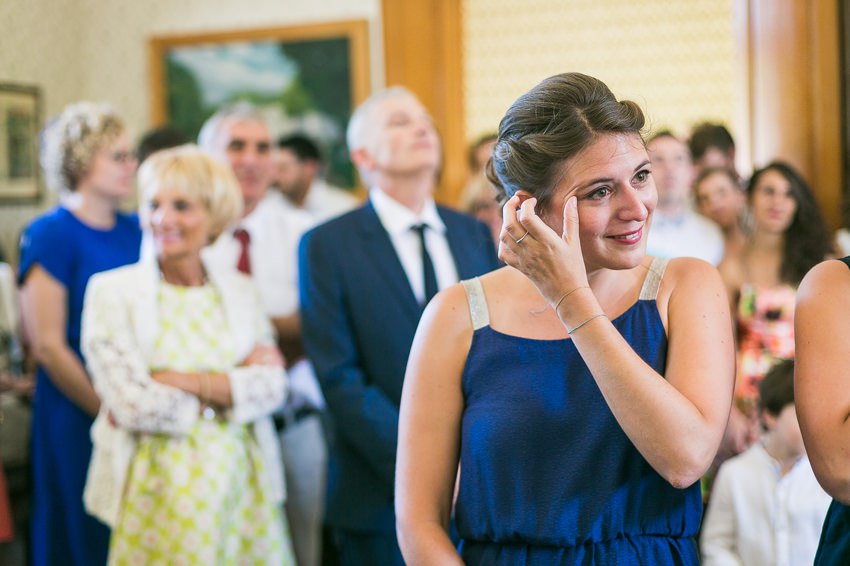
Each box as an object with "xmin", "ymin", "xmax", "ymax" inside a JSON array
[
  {"xmin": 463, "ymin": 0, "xmax": 739, "ymax": 144},
  {"xmin": 1, "ymin": 0, "xmax": 740, "ymax": 263}
]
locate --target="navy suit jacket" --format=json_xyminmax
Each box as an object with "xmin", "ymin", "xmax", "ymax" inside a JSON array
[{"xmin": 299, "ymin": 201, "xmax": 500, "ymax": 532}]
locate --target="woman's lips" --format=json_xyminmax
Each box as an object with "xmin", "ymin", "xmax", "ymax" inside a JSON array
[{"xmin": 608, "ymin": 227, "xmax": 643, "ymax": 244}]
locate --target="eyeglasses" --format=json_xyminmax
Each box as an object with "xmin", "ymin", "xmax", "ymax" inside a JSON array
[{"xmin": 109, "ymin": 150, "xmax": 137, "ymax": 164}]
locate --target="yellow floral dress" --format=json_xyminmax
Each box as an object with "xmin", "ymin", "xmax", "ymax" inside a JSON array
[{"xmin": 107, "ymin": 282, "xmax": 293, "ymax": 565}]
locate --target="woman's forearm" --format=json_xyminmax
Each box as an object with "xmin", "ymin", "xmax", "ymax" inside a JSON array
[
  {"xmin": 36, "ymin": 340, "xmax": 100, "ymax": 417},
  {"xmin": 397, "ymin": 521, "xmax": 464, "ymax": 566},
  {"xmin": 152, "ymin": 370, "xmax": 232, "ymax": 408}
]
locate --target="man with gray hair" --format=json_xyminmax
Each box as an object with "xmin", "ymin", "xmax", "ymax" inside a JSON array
[
  {"xmin": 199, "ymin": 102, "xmax": 326, "ymax": 566},
  {"xmin": 299, "ymin": 87, "xmax": 499, "ymax": 564}
]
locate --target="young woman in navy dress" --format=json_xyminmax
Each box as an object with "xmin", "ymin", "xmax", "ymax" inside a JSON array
[{"xmin": 396, "ymin": 73, "xmax": 735, "ymax": 565}]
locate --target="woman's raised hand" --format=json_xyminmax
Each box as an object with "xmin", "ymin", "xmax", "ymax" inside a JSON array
[{"xmin": 498, "ymin": 194, "xmax": 589, "ymax": 306}]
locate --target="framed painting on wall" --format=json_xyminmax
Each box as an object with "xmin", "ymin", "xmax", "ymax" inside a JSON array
[
  {"xmin": 149, "ymin": 19, "xmax": 370, "ymax": 188},
  {"xmin": 0, "ymin": 83, "xmax": 41, "ymax": 203}
]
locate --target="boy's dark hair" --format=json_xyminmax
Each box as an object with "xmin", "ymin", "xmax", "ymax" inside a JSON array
[{"xmin": 758, "ymin": 358, "xmax": 795, "ymax": 417}]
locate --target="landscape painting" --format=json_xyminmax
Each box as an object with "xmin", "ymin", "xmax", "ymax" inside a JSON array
[{"xmin": 149, "ymin": 21, "xmax": 370, "ymax": 188}]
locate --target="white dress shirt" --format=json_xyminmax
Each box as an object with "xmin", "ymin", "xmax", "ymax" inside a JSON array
[
  {"xmin": 203, "ymin": 192, "xmax": 322, "ymax": 408},
  {"xmin": 646, "ymin": 208, "xmax": 725, "ymax": 265},
  {"xmin": 369, "ymin": 187, "xmax": 459, "ymax": 304},
  {"xmin": 301, "ymin": 179, "xmax": 359, "ymax": 223},
  {"xmin": 204, "ymin": 192, "xmax": 314, "ymax": 317},
  {"xmin": 701, "ymin": 442, "xmax": 832, "ymax": 566}
]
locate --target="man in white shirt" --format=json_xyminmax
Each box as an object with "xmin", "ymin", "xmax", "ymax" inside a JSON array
[
  {"xmin": 645, "ymin": 131, "xmax": 725, "ymax": 265},
  {"xmin": 274, "ymin": 134, "xmax": 359, "ymax": 223},
  {"xmin": 198, "ymin": 103, "xmax": 325, "ymax": 566},
  {"xmin": 299, "ymin": 87, "xmax": 499, "ymax": 565}
]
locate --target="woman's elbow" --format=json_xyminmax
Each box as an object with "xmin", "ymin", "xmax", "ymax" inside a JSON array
[
  {"xmin": 810, "ymin": 458, "xmax": 850, "ymax": 503},
  {"xmin": 31, "ymin": 337, "xmax": 66, "ymax": 366},
  {"xmin": 658, "ymin": 443, "xmax": 716, "ymax": 489},
  {"xmin": 395, "ymin": 516, "xmax": 416, "ymax": 561}
]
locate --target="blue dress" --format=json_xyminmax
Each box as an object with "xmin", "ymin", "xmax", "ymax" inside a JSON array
[
  {"xmin": 455, "ymin": 259, "xmax": 702, "ymax": 565},
  {"xmin": 18, "ymin": 206, "xmax": 141, "ymax": 566}
]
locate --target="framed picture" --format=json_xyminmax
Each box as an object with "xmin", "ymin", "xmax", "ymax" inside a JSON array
[
  {"xmin": 0, "ymin": 83, "xmax": 42, "ymax": 203},
  {"xmin": 149, "ymin": 20, "xmax": 370, "ymax": 188}
]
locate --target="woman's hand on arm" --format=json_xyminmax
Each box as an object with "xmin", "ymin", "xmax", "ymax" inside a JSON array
[
  {"xmin": 150, "ymin": 342, "xmax": 285, "ymax": 410},
  {"xmin": 240, "ymin": 343, "xmax": 284, "ymax": 368},
  {"xmin": 795, "ymin": 260, "xmax": 850, "ymax": 502},
  {"xmin": 20, "ymin": 265, "xmax": 100, "ymax": 416},
  {"xmin": 396, "ymin": 286, "xmax": 470, "ymax": 566},
  {"xmin": 574, "ymin": 259, "xmax": 735, "ymax": 487}
]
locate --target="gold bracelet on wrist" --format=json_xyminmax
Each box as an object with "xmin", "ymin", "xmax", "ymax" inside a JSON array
[
  {"xmin": 553, "ymin": 285, "xmax": 590, "ymax": 312},
  {"xmin": 567, "ymin": 313, "xmax": 608, "ymax": 334}
]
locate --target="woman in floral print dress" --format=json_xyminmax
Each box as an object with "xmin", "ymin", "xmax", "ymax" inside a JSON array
[{"xmin": 81, "ymin": 145, "xmax": 294, "ymax": 564}]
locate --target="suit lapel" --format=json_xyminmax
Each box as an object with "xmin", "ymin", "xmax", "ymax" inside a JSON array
[
  {"xmin": 440, "ymin": 208, "xmax": 474, "ymax": 280},
  {"xmin": 357, "ymin": 204, "xmax": 421, "ymax": 319}
]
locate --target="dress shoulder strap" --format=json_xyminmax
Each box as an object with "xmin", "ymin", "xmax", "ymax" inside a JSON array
[
  {"xmin": 461, "ymin": 277, "xmax": 490, "ymax": 330},
  {"xmin": 839, "ymin": 256, "xmax": 850, "ymax": 270},
  {"xmin": 639, "ymin": 257, "xmax": 669, "ymax": 300}
]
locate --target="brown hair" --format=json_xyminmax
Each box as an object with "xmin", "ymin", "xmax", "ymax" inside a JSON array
[
  {"xmin": 758, "ymin": 358, "xmax": 794, "ymax": 417},
  {"xmin": 486, "ymin": 72, "xmax": 645, "ymax": 210}
]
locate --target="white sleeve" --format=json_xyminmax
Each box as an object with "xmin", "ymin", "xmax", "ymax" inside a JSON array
[
  {"xmin": 82, "ymin": 274, "xmax": 200, "ymax": 435},
  {"xmin": 700, "ymin": 466, "xmax": 745, "ymax": 565},
  {"xmin": 225, "ymin": 283, "xmax": 287, "ymax": 424}
]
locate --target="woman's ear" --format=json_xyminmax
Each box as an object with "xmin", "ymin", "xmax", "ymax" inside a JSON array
[{"xmin": 515, "ymin": 190, "xmax": 535, "ymax": 205}]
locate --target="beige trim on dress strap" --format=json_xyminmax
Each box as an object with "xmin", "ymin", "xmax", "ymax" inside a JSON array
[
  {"xmin": 639, "ymin": 257, "xmax": 669, "ymax": 301},
  {"xmin": 461, "ymin": 277, "xmax": 490, "ymax": 330}
]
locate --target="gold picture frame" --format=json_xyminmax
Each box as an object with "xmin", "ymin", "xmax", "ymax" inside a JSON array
[
  {"xmin": 0, "ymin": 83, "xmax": 42, "ymax": 203},
  {"xmin": 149, "ymin": 20, "xmax": 370, "ymax": 188}
]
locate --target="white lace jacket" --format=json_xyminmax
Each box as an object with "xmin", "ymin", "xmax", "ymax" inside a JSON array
[{"xmin": 80, "ymin": 257, "xmax": 287, "ymax": 527}]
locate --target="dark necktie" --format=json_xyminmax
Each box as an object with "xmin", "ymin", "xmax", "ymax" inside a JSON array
[
  {"xmin": 233, "ymin": 228, "xmax": 252, "ymax": 275},
  {"xmin": 411, "ymin": 223, "xmax": 438, "ymax": 305}
]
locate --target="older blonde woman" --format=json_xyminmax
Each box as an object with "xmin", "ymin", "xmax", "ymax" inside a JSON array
[
  {"xmin": 81, "ymin": 145, "xmax": 293, "ymax": 564},
  {"xmin": 18, "ymin": 102, "xmax": 141, "ymax": 565}
]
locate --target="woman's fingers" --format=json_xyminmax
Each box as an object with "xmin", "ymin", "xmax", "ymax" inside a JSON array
[
  {"xmin": 498, "ymin": 195, "xmax": 523, "ymax": 264},
  {"xmin": 562, "ymin": 196, "xmax": 580, "ymax": 243}
]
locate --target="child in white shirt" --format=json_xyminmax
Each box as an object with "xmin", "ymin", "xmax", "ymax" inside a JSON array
[{"xmin": 701, "ymin": 359, "xmax": 831, "ymax": 565}]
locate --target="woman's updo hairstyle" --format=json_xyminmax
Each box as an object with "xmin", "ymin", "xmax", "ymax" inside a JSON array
[{"xmin": 486, "ymin": 72, "xmax": 646, "ymax": 212}]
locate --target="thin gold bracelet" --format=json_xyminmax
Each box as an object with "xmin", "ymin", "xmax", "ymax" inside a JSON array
[
  {"xmin": 567, "ymin": 313, "xmax": 608, "ymax": 334},
  {"xmin": 553, "ymin": 285, "xmax": 590, "ymax": 312}
]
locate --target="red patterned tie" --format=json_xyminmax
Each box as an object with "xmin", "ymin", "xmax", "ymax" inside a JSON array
[{"xmin": 233, "ymin": 228, "xmax": 252, "ymax": 275}]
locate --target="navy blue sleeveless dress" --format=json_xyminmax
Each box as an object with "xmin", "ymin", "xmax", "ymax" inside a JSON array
[
  {"xmin": 455, "ymin": 258, "xmax": 702, "ymax": 565},
  {"xmin": 812, "ymin": 256, "xmax": 850, "ymax": 565}
]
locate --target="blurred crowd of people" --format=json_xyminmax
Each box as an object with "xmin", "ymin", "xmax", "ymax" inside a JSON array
[{"xmin": 0, "ymin": 71, "xmax": 848, "ymax": 565}]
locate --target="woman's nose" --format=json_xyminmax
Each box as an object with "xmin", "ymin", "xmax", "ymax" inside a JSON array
[{"xmin": 620, "ymin": 187, "xmax": 649, "ymax": 221}]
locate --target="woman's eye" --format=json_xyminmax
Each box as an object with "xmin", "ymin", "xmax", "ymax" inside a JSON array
[
  {"xmin": 588, "ymin": 187, "xmax": 611, "ymax": 199},
  {"xmin": 174, "ymin": 200, "xmax": 192, "ymax": 211},
  {"xmin": 633, "ymin": 170, "xmax": 650, "ymax": 184}
]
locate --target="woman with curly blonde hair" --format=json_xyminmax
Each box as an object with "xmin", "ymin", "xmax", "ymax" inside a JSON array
[{"xmin": 18, "ymin": 101, "xmax": 142, "ymax": 565}]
